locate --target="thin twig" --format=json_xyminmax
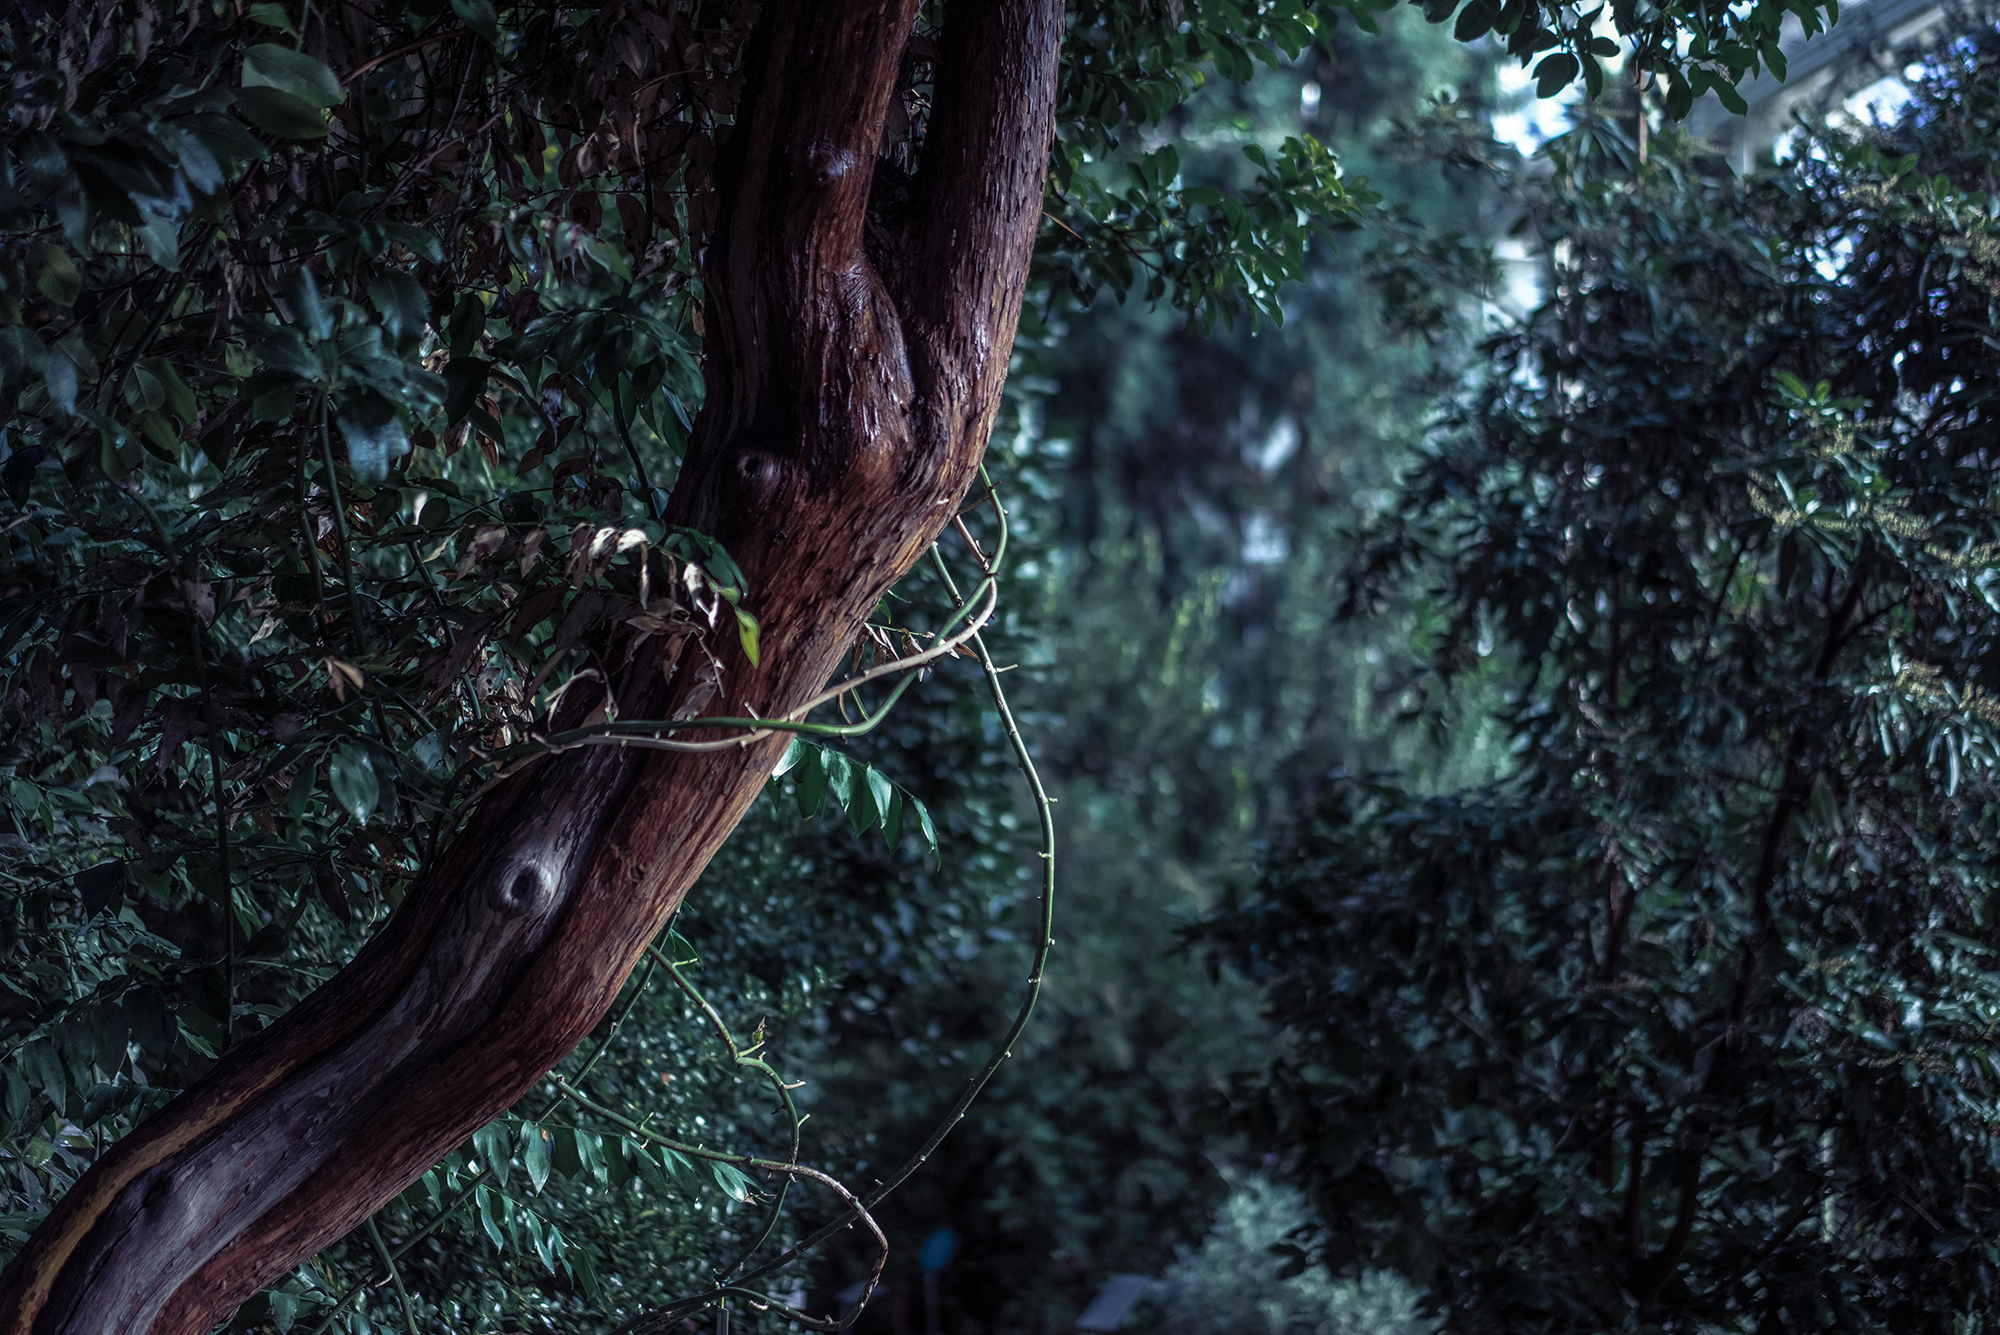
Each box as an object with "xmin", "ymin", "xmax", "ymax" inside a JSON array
[
  {"xmin": 365, "ymin": 1218, "xmax": 421, "ymax": 1335},
  {"xmin": 610, "ymin": 375, "xmax": 663, "ymax": 521},
  {"xmin": 134, "ymin": 497, "xmax": 235, "ymax": 1051},
  {"xmin": 339, "ymin": 28, "xmax": 471, "ymax": 86},
  {"xmin": 649, "ymin": 944, "xmax": 803, "ymax": 1280}
]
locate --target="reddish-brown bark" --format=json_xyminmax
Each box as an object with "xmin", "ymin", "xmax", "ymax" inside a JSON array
[{"xmin": 0, "ymin": 0, "xmax": 1060, "ymax": 1330}]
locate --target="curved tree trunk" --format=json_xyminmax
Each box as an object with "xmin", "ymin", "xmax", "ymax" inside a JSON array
[{"xmin": 0, "ymin": 2, "xmax": 1061, "ymax": 1330}]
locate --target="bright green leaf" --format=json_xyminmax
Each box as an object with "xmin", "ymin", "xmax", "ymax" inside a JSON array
[
  {"xmin": 910, "ymin": 796, "xmax": 938, "ymax": 865},
  {"xmin": 824, "ymin": 750, "xmax": 853, "ymax": 814},
  {"xmin": 772, "ymin": 737, "xmax": 808, "ymax": 778}
]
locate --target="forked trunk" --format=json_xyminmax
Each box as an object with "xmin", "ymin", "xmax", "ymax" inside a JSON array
[{"xmin": 0, "ymin": 1, "xmax": 1060, "ymax": 1329}]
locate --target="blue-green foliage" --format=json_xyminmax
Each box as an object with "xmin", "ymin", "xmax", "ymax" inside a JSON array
[
  {"xmin": 1143, "ymin": 1180, "xmax": 1436, "ymax": 1335},
  {"xmin": 0, "ymin": 0, "xmax": 1856, "ymax": 1330},
  {"xmin": 1206, "ymin": 41, "xmax": 2000, "ymax": 1334}
]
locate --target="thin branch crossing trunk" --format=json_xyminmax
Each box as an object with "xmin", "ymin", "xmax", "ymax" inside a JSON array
[{"xmin": 0, "ymin": 2, "xmax": 1060, "ymax": 1330}]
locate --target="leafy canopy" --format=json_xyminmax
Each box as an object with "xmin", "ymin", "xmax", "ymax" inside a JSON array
[
  {"xmin": 1207, "ymin": 44, "xmax": 2000, "ymax": 1335},
  {"xmin": 0, "ymin": 0, "xmax": 1841, "ymax": 1328}
]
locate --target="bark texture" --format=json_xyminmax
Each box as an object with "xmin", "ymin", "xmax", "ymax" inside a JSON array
[{"xmin": 0, "ymin": 1, "xmax": 1061, "ymax": 1330}]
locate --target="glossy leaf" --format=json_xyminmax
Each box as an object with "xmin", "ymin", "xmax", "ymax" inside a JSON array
[{"xmin": 327, "ymin": 746, "xmax": 381, "ymax": 824}]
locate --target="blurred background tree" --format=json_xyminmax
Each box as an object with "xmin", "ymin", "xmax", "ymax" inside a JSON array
[
  {"xmin": 1137, "ymin": 1178, "xmax": 1437, "ymax": 1335},
  {"xmin": 1204, "ymin": 34, "xmax": 2000, "ymax": 1335}
]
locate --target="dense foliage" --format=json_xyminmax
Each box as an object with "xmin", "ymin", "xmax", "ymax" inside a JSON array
[
  {"xmin": 1207, "ymin": 42, "xmax": 2000, "ymax": 1334},
  {"xmin": 0, "ymin": 0, "xmax": 1883, "ymax": 1332},
  {"xmin": 0, "ymin": 0, "xmax": 1498, "ymax": 1329}
]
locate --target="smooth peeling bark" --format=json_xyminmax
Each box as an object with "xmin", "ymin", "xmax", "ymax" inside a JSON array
[{"xmin": 0, "ymin": 1, "xmax": 1061, "ymax": 1331}]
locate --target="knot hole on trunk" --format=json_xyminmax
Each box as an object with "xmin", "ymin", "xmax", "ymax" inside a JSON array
[
  {"xmin": 733, "ymin": 449, "xmax": 784, "ymax": 502},
  {"xmin": 806, "ymin": 141, "xmax": 855, "ymax": 185},
  {"xmin": 492, "ymin": 863, "xmax": 553, "ymax": 917}
]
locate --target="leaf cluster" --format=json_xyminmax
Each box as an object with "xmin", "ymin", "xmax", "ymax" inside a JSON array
[{"xmin": 1206, "ymin": 48, "xmax": 2000, "ymax": 1334}]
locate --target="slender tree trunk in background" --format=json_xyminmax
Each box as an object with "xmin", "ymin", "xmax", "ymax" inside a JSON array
[{"xmin": 0, "ymin": 1, "xmax": 1061, "ymax": 1330}]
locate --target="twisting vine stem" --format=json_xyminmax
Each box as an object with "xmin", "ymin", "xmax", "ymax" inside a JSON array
[
  {"xmin": 457, "ymin": 540, "xmax": 1001, "ymax": 804},
  {"xmin": 615, "ymin": 468, "xmax": 1056, "ymax": 1334},
  {"xmin": 317, "ymin": 400, "xmax": 372, "ymax": 658},
  {"xmin": 647, "ymin": 939, "xmax": 805, "ymax": 1280}
]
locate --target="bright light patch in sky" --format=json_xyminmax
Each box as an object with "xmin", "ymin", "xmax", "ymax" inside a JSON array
[{"xmin": 1491, "ymin": 59, "xmax": 1583, "ymax": 156}]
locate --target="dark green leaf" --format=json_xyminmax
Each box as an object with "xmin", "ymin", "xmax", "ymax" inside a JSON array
[
  {"xmin": 22, "ymin": 1039, "xmax": 63, "ymax": 1109},
  {"xmin": 862, "ymin": 766, "xmax": 895, "ymax": 836},
  {"xmin": 659, "ymin": 1146, "xmax": 704, "ymax": 1197},
  {"xmin": 795, "ymin": 745, "xmax": 829, "ymax": 819},
  {"xmin": 1453, "ymin": 0, "xmax": 1498, "ymax": 40},
  {"xmin": 280, "ymin": 266, "xmax": 333, "ymax": 341},
  {"xmin": 164, "ymin": 124, "xmax": 226, "ymax": 194},
  {"xmin": 243, "ymin": 44, "xmax": 344, "ymax": 109},
  {"xmin": 368, "ymin": 270, "xmax": 429, "ymax": 343},
  {"xmin": 824, "ymin": 750, "xmax": 853, "ymax": 814},
  {"xmin": 522, "ymin": 1122, "xmax": 553, "ymax": 1193},
  {"xmin": 910, "ymin": 795, "xmax": 938, "ymax": 865},
  {"xmin": 43, "ymin": 355, "xmax": 76, "ymax": 417},
  {"xmin": 451, "ymin": 0, "xmax": 501, "ymax": 46},
  {"xmin": 123, "ymin": 989, "xmax": 177, "ymax": 1059},
  {"xmin": 708, "ymin": 1160, "xmax": 754, "ymax": 1203},
  {"xmin": 337, "ymin": 393, "xmax": 411, "ymax": 483},
  {"xmin": 442, "ymin": 358, "xmax": 492, "ymax": 423},
  {"xmin": 328, "ymin": 745, "xmax": 381, "ymax": 823},
  {"xmin": 74, "ymin": 860, "xmax": 125, "ymax": 917},
  {"xmin": 569, "ymin": 1241, "xmax": 602, "ymax": 1301},
  {"xmin": 551, "ymin": 1126, "xmax": 582, "ymax": 1178},
  {"xmin": 848, "ymin": 763, "xmax": 880, "ymax": 834},
  {"xmin": 447, "ymin": 294, "xmax": 486, "ymax": 358},
  {"xmin": 33, "ymin": 243, "xmax": 79, "ymax": 307},
  {"xmin": 246, "ymin": 2, "xmax": 301, "ymax": 37},
  {"xmin": 772, "ymin": 737, "xmax": 808, "ymax": 778},
  {"xmin": 473, "ymin": 1121, "xmax": 510, "ymax": 1188},
  {"xmin": 234, "ymin": 87, "xmax": 333, "ymax": 139},
  {"xmin": 574, "ymin": 1127, "xmax": 605, "ymax": 1185},
  {"xmin": 141, "ymin": 357, "xmax": 197, "ymax": 421},
  {"xmin": 1534, "ymin": 53, "xmax": 1578, "ymax": 98}
]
